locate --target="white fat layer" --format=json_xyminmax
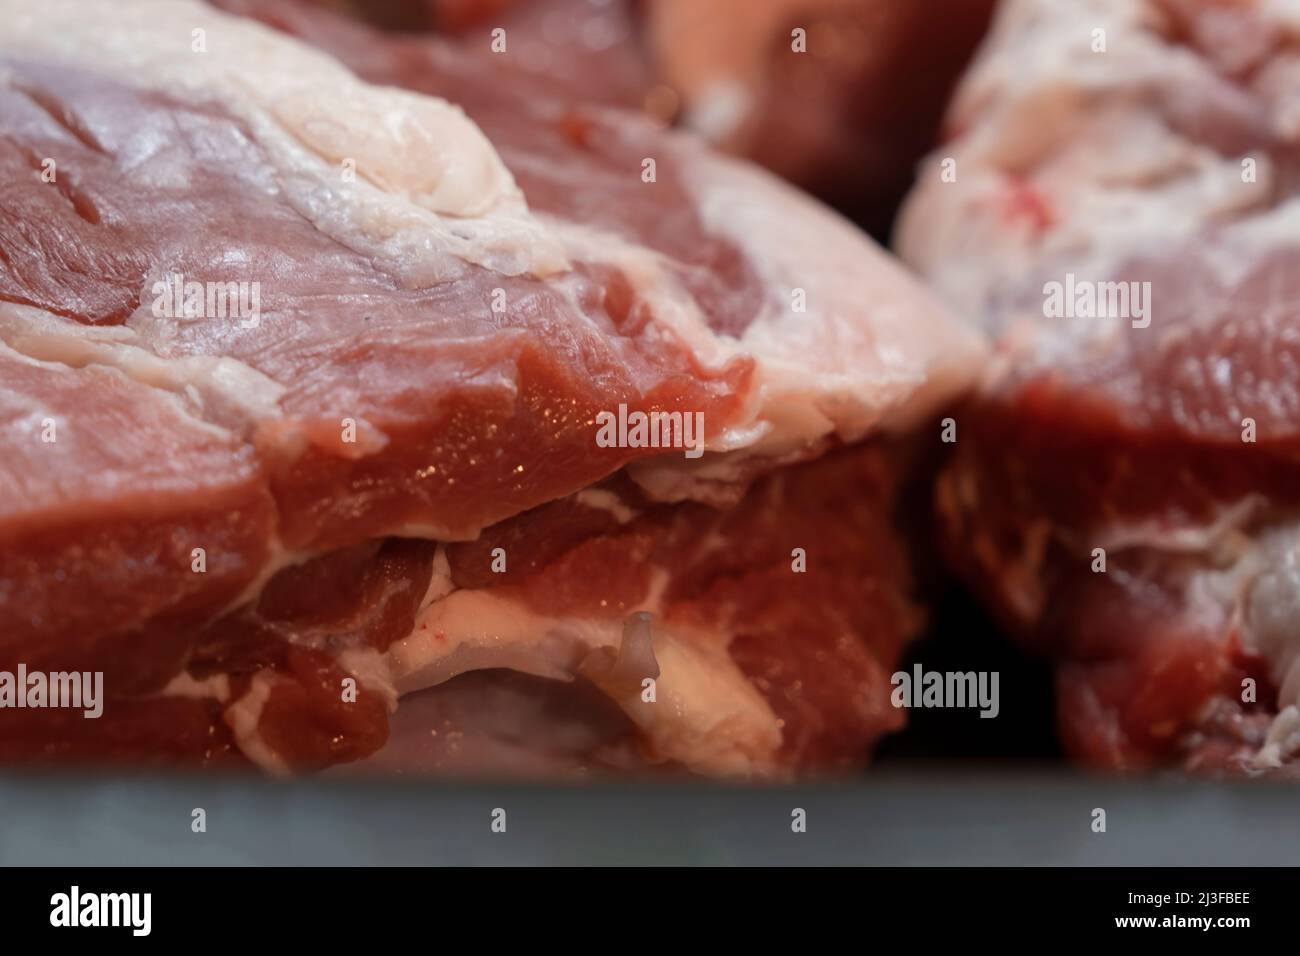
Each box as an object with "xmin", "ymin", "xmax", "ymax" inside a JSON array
[
  {"xmin": 1233, "ymin": 522, "xmax": 1300, "ymax": 766},
  {"xmin": 897, "ymin": 0, "xmax": 1300, "ymax": 359},
  {"xmin": 1095, "ymin": 496, "xmax": 1266, "ymax": 554},
  {"xmin": 337, "ymin": 646, "xmax": 400, "ymax": 710},
  {"xmin": 387, "ymin": 522, "xmax": 488, "ymax": 543},
  {"xmin": 160, "ymin": 671, "xmax": 230, "ymax": 703},
  {"xmin": 1153, "ymin": 511, "xmax": 1300, "ymax": 768},
  {"xmin": 223, "ymin": 670, "xmax": 291, "ymax": 776},
  {"xmin": 689, "ymin": 151, "xmax": 987, "ymax": 439},
  {"xmin": 375, "ymin": 580, "xmax": 782, "ymax": 776},
  {"xmin": 573, "ymin": 488, "xmax": 640, "ymax": 524},
  {"xmin": 1256, "ymin": 705, "xmax": 1300, "ymax": 769},
  {"xmin": 421, "ymin": 545, "xmax": 456, "ymax": 607},
  {"xmin": 0, "ymin": 303, "xmax": 284, "ymax": 426},
  {"xmin": 1, "ymin": 0, "xmax": 567, "ymax": 284},
  {"xmin": 196, "ymin": 537, "xmax": 775, "ymax": 775}
]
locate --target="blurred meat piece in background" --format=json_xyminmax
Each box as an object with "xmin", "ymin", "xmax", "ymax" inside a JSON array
[
  {"xmin": 898, "ymin": 0, "xmax": 1300, "ymax": 775},
  {"xmin": 643, "ymin": 0, "xmax": 998, "ymax": 234},
  {"xmin": 311, "ymin": 0, "xmax": 997, "ymax": 235},
  {"xmin": 314, "ymin": 0, "xmax": 653, "ymax": 109}
]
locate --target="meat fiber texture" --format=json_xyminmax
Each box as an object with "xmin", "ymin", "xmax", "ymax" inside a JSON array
[
  {"xmin": 0, "ymin": 0, "xmax": 984, "ymax": 777},
  {"xmin": 897, "ymin": 0, "xmax": 1300, "ymax": 774}
]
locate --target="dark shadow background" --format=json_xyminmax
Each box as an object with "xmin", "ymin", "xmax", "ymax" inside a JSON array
[{"xmin": 876, "ymin": 586, "xmax": 1062, "ymax": 764}]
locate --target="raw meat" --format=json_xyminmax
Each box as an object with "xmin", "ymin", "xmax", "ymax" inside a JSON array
[
  {"xmin": 0, "ymin": 0, "xmax": 983, "ymax": 775},
  {"xmin": 898, "ymin": 0, "xmax": 1300, "ymax": 773},
  {"xmin": 303, "ymin": 0, "xmax": 998, "ymax": 234}
]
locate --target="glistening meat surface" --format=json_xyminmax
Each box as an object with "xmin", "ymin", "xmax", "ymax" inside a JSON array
[
  {"xmin": 898, "ymin": 0, "xmax": 1300, "ymax": 774},
  {"xmin": 0, "ymin": 0, "xmax": 983, "ymax": 774}
]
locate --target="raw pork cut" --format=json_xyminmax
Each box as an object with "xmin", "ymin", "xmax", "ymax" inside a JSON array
[
  {"xmin": 898, "ymin": 0, "xmax": 1300, "ymax": 773},
  {"xmin": 0, "ymin": 0, "xmax": 983, "ymax": 775}
]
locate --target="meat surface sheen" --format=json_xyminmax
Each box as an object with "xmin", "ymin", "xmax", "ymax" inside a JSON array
[
  {"xmin": 0, "ymin": 0, "xmax": 982, "ymax": 775},
  {"xmin": 898, "ymin": 0, "xmax": 1300, "ymax": 774}
]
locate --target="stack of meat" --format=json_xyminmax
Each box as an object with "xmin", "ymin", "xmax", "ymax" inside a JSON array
[{"xmin": 0, "ymin": 0, "xmax": 985, "ymax": 776}]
